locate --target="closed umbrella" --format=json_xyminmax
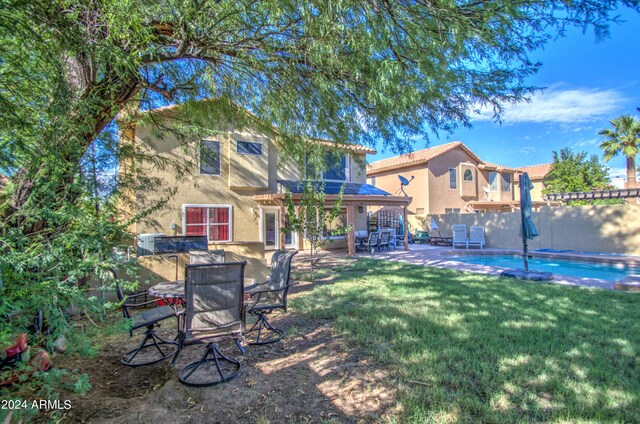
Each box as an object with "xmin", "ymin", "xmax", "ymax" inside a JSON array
[{"xmin": 519, "ymin": 172, "xmax": 539, "ymax": 271}]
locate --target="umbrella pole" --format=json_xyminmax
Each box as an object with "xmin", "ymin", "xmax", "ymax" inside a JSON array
[{"xmin": 523, "ymin": 238, "xmax": 529, "ymax": 272}]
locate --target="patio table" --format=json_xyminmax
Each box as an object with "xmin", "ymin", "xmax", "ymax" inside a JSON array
[{"xmin": 149, "ymin": 278, "xmax": 257, "ymax": 300}]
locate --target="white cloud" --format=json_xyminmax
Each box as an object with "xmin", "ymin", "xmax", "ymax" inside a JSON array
[
  {"xmin": 473, "ymin": 88, "xmax": 625, "ymax": 124},
  {"xmin": 573, "ymin": 138, "xmax": 598, "ymax": 148},
  {"xmin": 515, "ymin": 146, "xmax": 536, "ymax": 154}
]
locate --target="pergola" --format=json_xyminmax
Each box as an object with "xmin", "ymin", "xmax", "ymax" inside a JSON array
[{"xmin": 253, "ymin": 192, "xmax": 412, "ymax": 256}]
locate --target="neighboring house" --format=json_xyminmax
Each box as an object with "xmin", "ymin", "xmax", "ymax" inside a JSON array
[
  {"xmin": 366, "ymin": 141, "xmax": 517, "ymax": 228},
  {"xmin": 119, "ymin": 100, "xmax": 410, "ymax": 280},
  {"xmin": 514, "ymin": 163, "xmax": 552, "ymax": 203}
]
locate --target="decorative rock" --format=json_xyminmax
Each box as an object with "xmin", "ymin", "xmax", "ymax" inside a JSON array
[
  {"xmin": 613, "ymin": 276, "xmax": 640, "ymax": 292},
  {"xmin": 500, "ymin": 269, "xmax": 554, "ymax": 281},
  {"xmin": 53, "ymin": 335, "xmax": 67, "ymax": 354}
]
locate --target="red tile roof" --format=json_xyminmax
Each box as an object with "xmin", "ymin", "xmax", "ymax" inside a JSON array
[
  {"xmin": 367, "ymin": 141, "xmax": 483, "ymax": 174},
  {"xmin": 366, "ymin": 141, "xmax": 516, "ymax": 174},
  {"xmin": 516, "ymin": 163, "xmax": 552, "ymax": 180}
]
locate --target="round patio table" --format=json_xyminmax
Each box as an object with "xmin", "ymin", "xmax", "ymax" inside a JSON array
[{"xmin": 148, "ymin": 278, "xmax": 259, "ymax": 300}]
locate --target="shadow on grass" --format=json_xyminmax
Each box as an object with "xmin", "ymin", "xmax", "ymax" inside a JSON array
[{"xmin": 291, "ymin": 258, "xmax": 640, "ymax": 422}]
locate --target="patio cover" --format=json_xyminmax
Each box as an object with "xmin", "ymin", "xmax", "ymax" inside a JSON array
[{"xmin": 253, "ymin": 180, "xmax": 412, "ymax": 255}]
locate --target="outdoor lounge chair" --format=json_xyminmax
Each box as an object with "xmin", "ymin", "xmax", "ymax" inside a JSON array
[
  {"xmin": 452, "ymin": 224, "xmax": 468, "ymax": 249},
  {"xmin": 468, "ymin": 226, "xmax": 485, "ymax": 250},
  {"xmin": 173, "ymin": 261, "xmax": 247, "ymax": 387},
  {"xmin": 245, "ymin": 250, "xmax": 298, "ymax": 345},
  {"xmin": 189, "ymin": 249, "xmax": 226, "ymax": 264},
  {"xmin": 115, "ymin": 269, "xmax": 178, "ymax": 367}
]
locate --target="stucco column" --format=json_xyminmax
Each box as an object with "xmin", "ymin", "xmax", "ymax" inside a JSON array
[
  {"xmin": 346, "ymin": 204, "xmax": 356, "ymax": 256},
  {"xmin": 403, "ymin": 205, "xmax": 409, "ymax": 251}
]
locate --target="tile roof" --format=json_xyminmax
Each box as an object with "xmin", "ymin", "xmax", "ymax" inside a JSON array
[
  {"xmin": 367, "ymin": 141, "xmax": 483, "ymax": 174},
  {"xmin": 516, "ymin": 163, "xmax": 552, "ymax": 180},
  {"xmin": 366, "ymin": 141, "xmax": 519, "ymax": 174},
  {"xmin": 477, "ymin": 161, "xmax": 517, "ymax": 173}
]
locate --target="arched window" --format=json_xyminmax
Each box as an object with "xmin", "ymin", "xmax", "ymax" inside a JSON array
[{"xmin": 463, "ymin": 169, "xmax": 474, "ymax": 182}]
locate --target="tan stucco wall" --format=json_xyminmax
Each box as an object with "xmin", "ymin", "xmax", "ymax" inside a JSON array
[
  {"xmin": 514, "ymin": 178, "xmax": 546, "ymax": 202},
  {"xmin": 429, "ymin": 204, "xmax": 640, "ymax": 255},
  {"xmin": 427, "ymin": 148, "xmax": 481, "ymax": 214}
]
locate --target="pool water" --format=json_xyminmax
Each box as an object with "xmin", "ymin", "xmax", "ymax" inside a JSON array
[{"xmin": 450, "ymin": 255, "xmax": 639, "ymax": 281}]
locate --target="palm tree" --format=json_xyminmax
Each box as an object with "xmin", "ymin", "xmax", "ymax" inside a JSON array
[{"xmin": 598, "ymin": 115, "xmax": 640, "ymax": 203}]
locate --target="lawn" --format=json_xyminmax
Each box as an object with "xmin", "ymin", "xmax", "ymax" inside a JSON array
[{"xmin": 293, "ymin": 258, "xmax": 640, "ymax": 423}]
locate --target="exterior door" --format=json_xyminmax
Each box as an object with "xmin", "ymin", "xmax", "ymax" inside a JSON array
[{"xmin": 262, "ymin": 207, "xmax": 297, "ymax": 250}]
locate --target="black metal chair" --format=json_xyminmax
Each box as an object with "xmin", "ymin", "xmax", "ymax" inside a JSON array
[
  {"xmin": 113, "ymin": 269, "xmax": 178, "ymax": 367},
  {"xmin": 362, "ymin": 231, "xmax": 380, "ymax": 257},
  {"xmin": 173, "ymin": 261, "xmax": 246, "ymax": 387},
  {"xmin": 245, "ymin": 250, "xmax": 298, "ymax": 345},
  {"xmin": 378, "ymin": 231, "xmax": 391, "ymax": 252},
  {"xmin": 189, "ymin": 249, "xmax": 226, "ymax": 264}
]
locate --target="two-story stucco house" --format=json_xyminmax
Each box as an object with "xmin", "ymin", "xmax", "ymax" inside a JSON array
[
  {"xmin": 366, "ymin": 141, "xmax": 518, "ymax": 229},
  {"xmin": 118, "ymin": 100, "xmax": 410, "ymax": 280}
]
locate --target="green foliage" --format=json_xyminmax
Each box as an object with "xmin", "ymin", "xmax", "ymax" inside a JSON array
[
  {"xmin": 284, "ymin": 180, "xmax": 347, "ymax": 280},
  {"xmin": 598, "ymin": 114, "xmax": 640, "ymax": 189},
  {"xmin": 542, "ymin": 148, "xmax": 621, "ymax": 205}
]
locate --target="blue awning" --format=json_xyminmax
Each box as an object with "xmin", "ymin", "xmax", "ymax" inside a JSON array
[{"xmin": 277, "ymin": 180, "xmax": 392, "ymax": 196}]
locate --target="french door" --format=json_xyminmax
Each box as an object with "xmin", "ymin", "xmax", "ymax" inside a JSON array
[{"xmin": 262, "ymin": 207, "xmax": 297, "ymax": 250}]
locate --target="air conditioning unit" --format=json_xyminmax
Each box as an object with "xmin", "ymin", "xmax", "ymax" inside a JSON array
[{"xmin": 137, "ymin": 233, "xmax": 166, "ymax": 256}]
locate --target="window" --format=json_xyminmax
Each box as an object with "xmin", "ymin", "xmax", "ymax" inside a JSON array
[
  {"xmin": 444, "ymin": 208, "xmax": 460, "ymax": 214},
  {"xmin": 323, "ymin": 208, "xmax": 347, "ymax": 238},
  {"xmin": 184, "ymin": 205, "xmax": 232, "ymax": 242},
  {"xmin": 489, "ymin": 172, "xmax": 499, "ymax": 191},
  {"xmin": 200, "ymin": 140, "xmax": 221, "ymax": 175},
  {"xmin": 463, "ymin": 169, "xmax": 474, "ymax": 182},
  {"xmin": 501, "ymin": 173, "xmax": 512, "ymax": 192},
  {"xmin": 324, "ymin": 152, "xmax": 347, "ymax": 181},
  {"xmin": 370, "ymin": 176, "xmax": 376, "ymax": 187},
  {"xmin": 449, "ymin": 168, "xmax": 457, "ymax": 189},
  {"xmin": 237, "ymin": 140, "xmax": 262, "ymax": 156},
  {"xmin": 416, "ymin": 208, "xmax": 425, "ymax": 215}
]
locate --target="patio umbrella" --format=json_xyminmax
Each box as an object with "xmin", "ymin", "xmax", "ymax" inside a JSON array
[
  {"xmin": 430, "ymin": 218, "xmax": 442, "ymax": 237},
  {"xmin": 519, "ymin": 172, "xmax": 539, "ymax": 271}
]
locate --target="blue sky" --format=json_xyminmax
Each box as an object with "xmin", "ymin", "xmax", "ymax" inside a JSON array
[{"xmin": 371, "ymin": 7, "xmax": 640, "ymax": 180}]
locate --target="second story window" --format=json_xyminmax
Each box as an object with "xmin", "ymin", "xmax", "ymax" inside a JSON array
[
  {"xmin": 489, "ymin": 172, "xmax": 499, "ymax": 191},
  {"xmin": 324, "ymin": 152, "xmax": 347, "ymax": 181},
  {"xmin": 449, "ymin": 168, "xmax": 457, "ymax": 189},
  {"xmin": 237, "ymin": 140, "xmax": 262, "ymax": 155},
  {"xmin": 463, "ymin": 169, "xmax": 474, "ymax": 182},
  {"xmin": 200, "ymin": 140, "xmax": 221, "ymax": 175},
  {"xmin": 501, "ymin": 173, "xmax": 512, "ymax": 192},
  {"xmin": 370, "ymin": 176, "xmax": 376, "ymax": 186}
]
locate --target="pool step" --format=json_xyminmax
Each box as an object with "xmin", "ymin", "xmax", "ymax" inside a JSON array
[{"xmin": 614, "ymin": 276, "xmax": 640, "ymax": 292}]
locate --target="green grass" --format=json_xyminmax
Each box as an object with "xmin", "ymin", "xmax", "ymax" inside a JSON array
[{"xmin": 292, "ymin": 259, "xmax": 640, "ymax": 423}]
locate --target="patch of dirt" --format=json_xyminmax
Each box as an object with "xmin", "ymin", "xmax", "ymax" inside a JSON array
[{"xmin": 39, "ymin": 254, "xmax": 402, "ymax": 423}]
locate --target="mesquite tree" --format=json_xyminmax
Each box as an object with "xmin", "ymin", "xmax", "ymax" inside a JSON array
[{"xmin": 1, "ymin": 0, "xmax": 638, "ymax": 340}]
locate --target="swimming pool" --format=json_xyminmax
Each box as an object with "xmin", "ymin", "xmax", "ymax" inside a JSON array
[{"xmin": 449, "ymin": 255, "xmax": 640, "ymax": 281}]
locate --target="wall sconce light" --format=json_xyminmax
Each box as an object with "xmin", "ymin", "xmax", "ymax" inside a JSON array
[
  {"xmin": 170, "ymin": 222, "xmax": 177, "ymax": 230},
  {"xmin": 358, "ymin": 205, "xmax": 365, "ymax": 213}
]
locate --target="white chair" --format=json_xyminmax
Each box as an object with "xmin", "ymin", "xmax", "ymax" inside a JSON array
[
  {"xmin": 468, "ymin": 226, "xmax": 485, "ymax": 250},
  {"xmin": 452, "ymin": 224, "xmax": 468, "ymax": 249}
]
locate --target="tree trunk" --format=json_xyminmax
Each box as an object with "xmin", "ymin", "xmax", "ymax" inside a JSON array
[{"xmin": 627, "ymin": 155, "xmax": 637, "ymax": 204}]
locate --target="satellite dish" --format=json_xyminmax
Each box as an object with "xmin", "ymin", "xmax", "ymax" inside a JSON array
[{"xmin": 398, "ymin": 175, "xmax": 415, "ymax": 196}]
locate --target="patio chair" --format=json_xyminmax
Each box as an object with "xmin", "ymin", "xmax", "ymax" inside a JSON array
[
  {"xmin": 114, "ymin": 269, "xmax": 178, "ymax": 367},
  {"xmin": 245, "ymin": 250, "xmax": 298, "ymax": 345},
  {"xmin": 378, "ymin": 231, "xmax": 391, "ymax": 252},
  {"xmin": 452, "ymin": 224, "xmax": 468, "ymax": 249},
  {"xmin": 468, "ymin": 226, "xmax": 485, "ymax": 250},
  {"xmin": 173, "ymin": 261, "xmax": 247, "ymax": 387},
  {"xmin": 189, "ymin": 249, "xmax": 226, "ymax": 264},
  {"xmin": 362, "ymin": 231, "xmax": 380, "ymax": 257}
]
